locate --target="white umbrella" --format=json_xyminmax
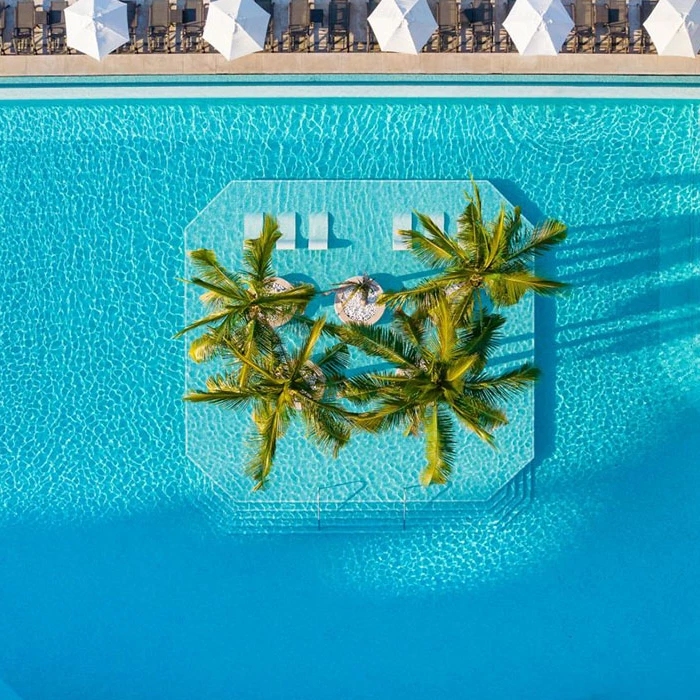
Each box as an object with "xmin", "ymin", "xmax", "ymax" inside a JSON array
[
  {"xmin": 503, "ymin": 0, "xmax": 573, "ymax": 55},
  {"xmin": 368, "ymin": 0, "xmax": 437, "ymax": 54},
  {"xmin": 203, "ymin": 0, "xmax": 270, "ymax": 60},
  {"xmin": 65, "ymin": 0, "xmax": 129, "ymax": 60},
  {"xmin": 643, "ymin": 0, "xmax": 700, "ymax": 57}
]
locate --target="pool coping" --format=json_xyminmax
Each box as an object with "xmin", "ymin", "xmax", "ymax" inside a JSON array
[{"xmin": 0, "ymin": 53, "xmax": 699, "ymax": 78}]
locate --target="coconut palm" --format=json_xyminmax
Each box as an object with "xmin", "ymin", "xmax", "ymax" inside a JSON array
[
  {"xmin": 382, "ymin": 179, "xmax": 568, "ymax": 323},
  {"xmin": 184, "ymin": 316, "xmax": 354, "ymax": 491},
  {"xmin": 174, "ymin": 215, "xmax": 316, "ymax": 383},
  {"xmin": 338, "ymin": 299, "xmax": 539, "ymax": 487}
]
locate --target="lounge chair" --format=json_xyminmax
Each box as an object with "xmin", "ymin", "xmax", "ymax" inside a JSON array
[
  {"xmin": 243, "ymin": 213, "xmax": 263, "ymax": 240},
  {"xmin": 463, "ymin": 0, "xmax": 494, "ymax": 51},
  {"xmin": 46, "ymin": 1, "xmax": 67, "ymax": 53},
  {"xmin": 639, "ymin": 0, "xmax": 657, "ymax": 52},
  {"xmin": 329, "ymin": 0, "xmax": 350, "ymax": 50},
  {"xmin": 436, "ymin": 0, "xmax": 460, "ymax": 51},
  {"xmin": 276, "ymin": 213, "xmax": 296, "ymax": 250},
  {"xmin": 287, "ymin": 0, "xmax": 309, "ymax": 51},
  {"xmin": 115, "ymin": 0, "xmax": 139, "ymax": 52},
  {"xmin": 0, "ymin": 3, "xmax": 7, "ymax": 55},
  {"xmin": 148, "ymin": 0, "xmax": 171, "ymax": 52},
  {"xmin": 308, "ymin": 213, "xmax": 329, "ymax": 250},
  {"xmin": 13, "ymin": 1, "xmax": 37, "ymax": 54},
  {"xmin": 571, "ymin": 0, "xmax": 594, "ymax": 51},
  {"xmin": 392, "ymin": 213, "xmax": 412, "ymax": 251}
]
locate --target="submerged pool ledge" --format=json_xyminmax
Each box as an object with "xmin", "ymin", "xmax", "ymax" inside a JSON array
[{"xmin": 0, "ymin": 53, "xmax": 699, "ymax": 80}]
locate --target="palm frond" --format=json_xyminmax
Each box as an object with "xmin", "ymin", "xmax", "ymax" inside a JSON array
[
  {"xmin": 314, "ymin": 343, "xmax": 351, "ymax": 382},
  {"xmin": 464, "ymin": 364, "xmax": 540, "ymax": 403},
  {"xmin": 187, "ymin": 249, "xmax": 243, "ymax": 295},
  {"xmin": 510, "ymin": 218, "xmax": 568, "ymax": 259},
  {"xmin": 242, "ymin": 214, "xmax": 281, "ymax": 285},
  {"xmin": 419, "ymin": 404, "xmax": 455, "ymax": 487},
  {"xmin": 379, "ymin": 279, "xmax": 447, "ymax": 313},
  {"xmin": 246, "ymin": 400, "xmax": 289, "ymax": 491},
  {"xmin": 486, "ymin": 269, "xmax": 567, "ymax": 306},
  {"xmin": 336, "ymin": 322, "xmax": 419, "ymax": 367}
]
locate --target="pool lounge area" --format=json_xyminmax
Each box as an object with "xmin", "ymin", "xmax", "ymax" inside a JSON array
[{"xmin": 0, "ymin": 75, "xmax": 698, "ymax": 697}]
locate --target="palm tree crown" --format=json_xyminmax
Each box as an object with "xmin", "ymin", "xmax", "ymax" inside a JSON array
[
  {"xmin": 382, "ymin": 179, "xmax": 567, "ymax": 323},
  {"xmin": 185, "ymin": 317, "xmax": 354, "ymax": 491},
  {"xmin": 337, "ymin": 298, "xmax": 539, "ymax": 486},
  {"xmin": 174, "ymin": 215, "xmax": 315, "ymax": 382}
]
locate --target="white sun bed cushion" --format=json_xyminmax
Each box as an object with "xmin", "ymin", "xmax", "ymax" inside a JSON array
[
  {"xmin": 243, "ymin": 213, "xmax": 263, "ymax": 241},
  {"xmin": 308, "ymin": 212, "xmax": 329, "ymax": 250},
  {"xmin": 276, "ymin": 212, "xmax": 296, "ymax": 250},
  {"xmin": 392, "ymin": 213, "xmax": 412, "ymax": 251}
]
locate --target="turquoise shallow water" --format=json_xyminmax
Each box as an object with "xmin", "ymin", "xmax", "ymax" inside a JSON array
[{"xmin": 0, "ymin": 91, "xmax": 699, "ymax": 698}]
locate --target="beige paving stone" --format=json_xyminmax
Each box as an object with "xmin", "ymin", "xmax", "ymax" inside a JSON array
[{"xmin": 0, "ymin": 51, "xmax": 697, "ymax": 76}]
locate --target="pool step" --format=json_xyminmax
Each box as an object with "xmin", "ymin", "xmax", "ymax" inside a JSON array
[{"xmin": 196, "ymin": 466, "xmax": 534, "ymax": 534}]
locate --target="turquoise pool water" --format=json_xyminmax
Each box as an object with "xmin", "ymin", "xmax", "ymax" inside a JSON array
[{"xmin": 0, "ymin": 82, "xmax": 699, "ymax": 698}]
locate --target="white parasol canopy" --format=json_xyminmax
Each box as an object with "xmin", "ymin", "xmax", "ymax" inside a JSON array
[
  {"xmin": 203, "ymin": 0, "xmax": 270, "ymax": 61},
  {"xmin": 367, "ymin": 0, "xmax": 438, "ymax": 54},
  {"xmin": 643, "ymin": 0, "xmax": 700, "ymax": 57},
  {"xmin": 65, "ymin": 0, "xmax": 129, "ymax": 60},
  {"xmin": 502, "ymin": 0, "xmax": 574, "ymax": 55}
]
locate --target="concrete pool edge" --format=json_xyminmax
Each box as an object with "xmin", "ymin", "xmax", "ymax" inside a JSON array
[
  {"xmin": 0, "ymin": 53, "xmax": 699, "ymax": 79},
  {"xmin": 1, "ymin": 72, "xmax": 700, "ymax": 99}
]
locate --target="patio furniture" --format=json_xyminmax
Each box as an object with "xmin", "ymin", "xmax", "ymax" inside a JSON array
[
  {"xmin": 170, "ymin": 0, "xmax": 205, "ymax": 51},
  {"xmin": 13, "ymin": 1, "xmax": 37, "ymax": 54},
  {"xmin": 116, "ymin": 0, "xmax": 140, "ymax": 52},
  {"xmin": 366, "ymin": 0, "xmax": 380, "ymax": 50},
  {"xmin": 0, "ymin": 3, "xmax": 7, "ymax": 55},
  {"xmin": 254, "ymin": 0, "xmax": 275, "ymax": 50},
  {"xmin": 148, "ymin": 0, "xmax": 171, "ymax": 51},
  {"xmin": 47, "ymin": 1, "xmax": 68, "ymax": 53},
  {"xmin": 595, "ymin": 0, "xmax": 628, "ymax": 52},
  {"xmin": 497, "ymin": 0, "xmax": 516, "ymax": 50},
  {"xmin": 639, "ymin": 0, "xmax": 656, "ymax": 52},
  {"xmin": 329, "ymin": 0, "xmax": 350, "ymax": 50},
  {"xmin": 571, "ymin": 0, "xmax": 594, "ymax": 51},
  {"xmin": 462, "ymin": 0, "xmax": 494, "ymax": 51},
  {"xmin": 288, "ymin": 0, "xmax": 310, "ymax": 50},
  {"xmin": 436, "ymin": 0, "xmax": 460, "ymax": 50}
]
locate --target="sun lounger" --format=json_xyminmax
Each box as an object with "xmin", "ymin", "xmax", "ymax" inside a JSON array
[
  {"xmin": 392, "ymin": 213, "xmax": 412, "ymax": 251},
  {"xmin": 308, "ymin": 212, "xmax": 329, "ymax": 250},
  {"xmin": 243, "ymin": 213, "xmax": 263, "ymax": 240},
  {"xmin": 276, "ymin": 213, "xmax": 296, "ymax": 250}
]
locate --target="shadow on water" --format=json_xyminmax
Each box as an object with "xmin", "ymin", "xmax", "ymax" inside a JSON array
[
  {"xmin": 491, "ymin": 179, "xmax": 560, "ymax": 469},
  {"xmin": 328, "ymin": 214, "xmax": 352, "ymax": 249}
]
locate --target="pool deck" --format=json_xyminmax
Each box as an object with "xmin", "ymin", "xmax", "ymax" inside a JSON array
[{"xmin": 1, "ymin": 54, "xmax": 699, "ymax": 76}]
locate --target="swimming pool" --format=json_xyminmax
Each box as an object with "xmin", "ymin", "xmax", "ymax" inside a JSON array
[{"xmin": 0, "ymin": 77, "xmax": 698, "ymax": 698}]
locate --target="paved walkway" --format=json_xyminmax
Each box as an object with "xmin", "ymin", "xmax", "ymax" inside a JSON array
[{"xmin": 0, "ymin": 53, "xmax": 699, "ymax": 75}]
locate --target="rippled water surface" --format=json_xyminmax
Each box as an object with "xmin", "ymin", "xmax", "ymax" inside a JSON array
[{"xmin": 0, "ymin": 93, "xmax": 698, "ymax": 699}]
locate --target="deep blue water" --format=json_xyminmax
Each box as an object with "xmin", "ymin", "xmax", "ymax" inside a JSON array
[{"xmin": 0, "ymin": 94, "xmax": 698, "ymax": 699}]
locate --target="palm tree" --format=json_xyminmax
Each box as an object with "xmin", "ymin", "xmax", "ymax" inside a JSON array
[
  {"xmin": 174, "ymin": 215, "xmax": 316, "ymax": 385},
  {"xmin": 184, "ymin": 317, "xmax": 354, "ymax": 491},
  {"xmin": 338, "ymin": 299, "xmax": 539, "ymax": 487},
  {"xmin": 382, "ymin": 179, "xmax": 568, "ymax": 323},
  {"xmin": 329, "ymin": 272, "xmax": 385, "ymax": 325}
]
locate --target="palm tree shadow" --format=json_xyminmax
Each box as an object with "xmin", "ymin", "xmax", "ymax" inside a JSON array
[
  {"xmin": 490, "ymin": 178, "xmax": 560, "ymax": 469},
  {"xmin": 285, "ymin": 273, "xmax": 325, "ymax": 316}
]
